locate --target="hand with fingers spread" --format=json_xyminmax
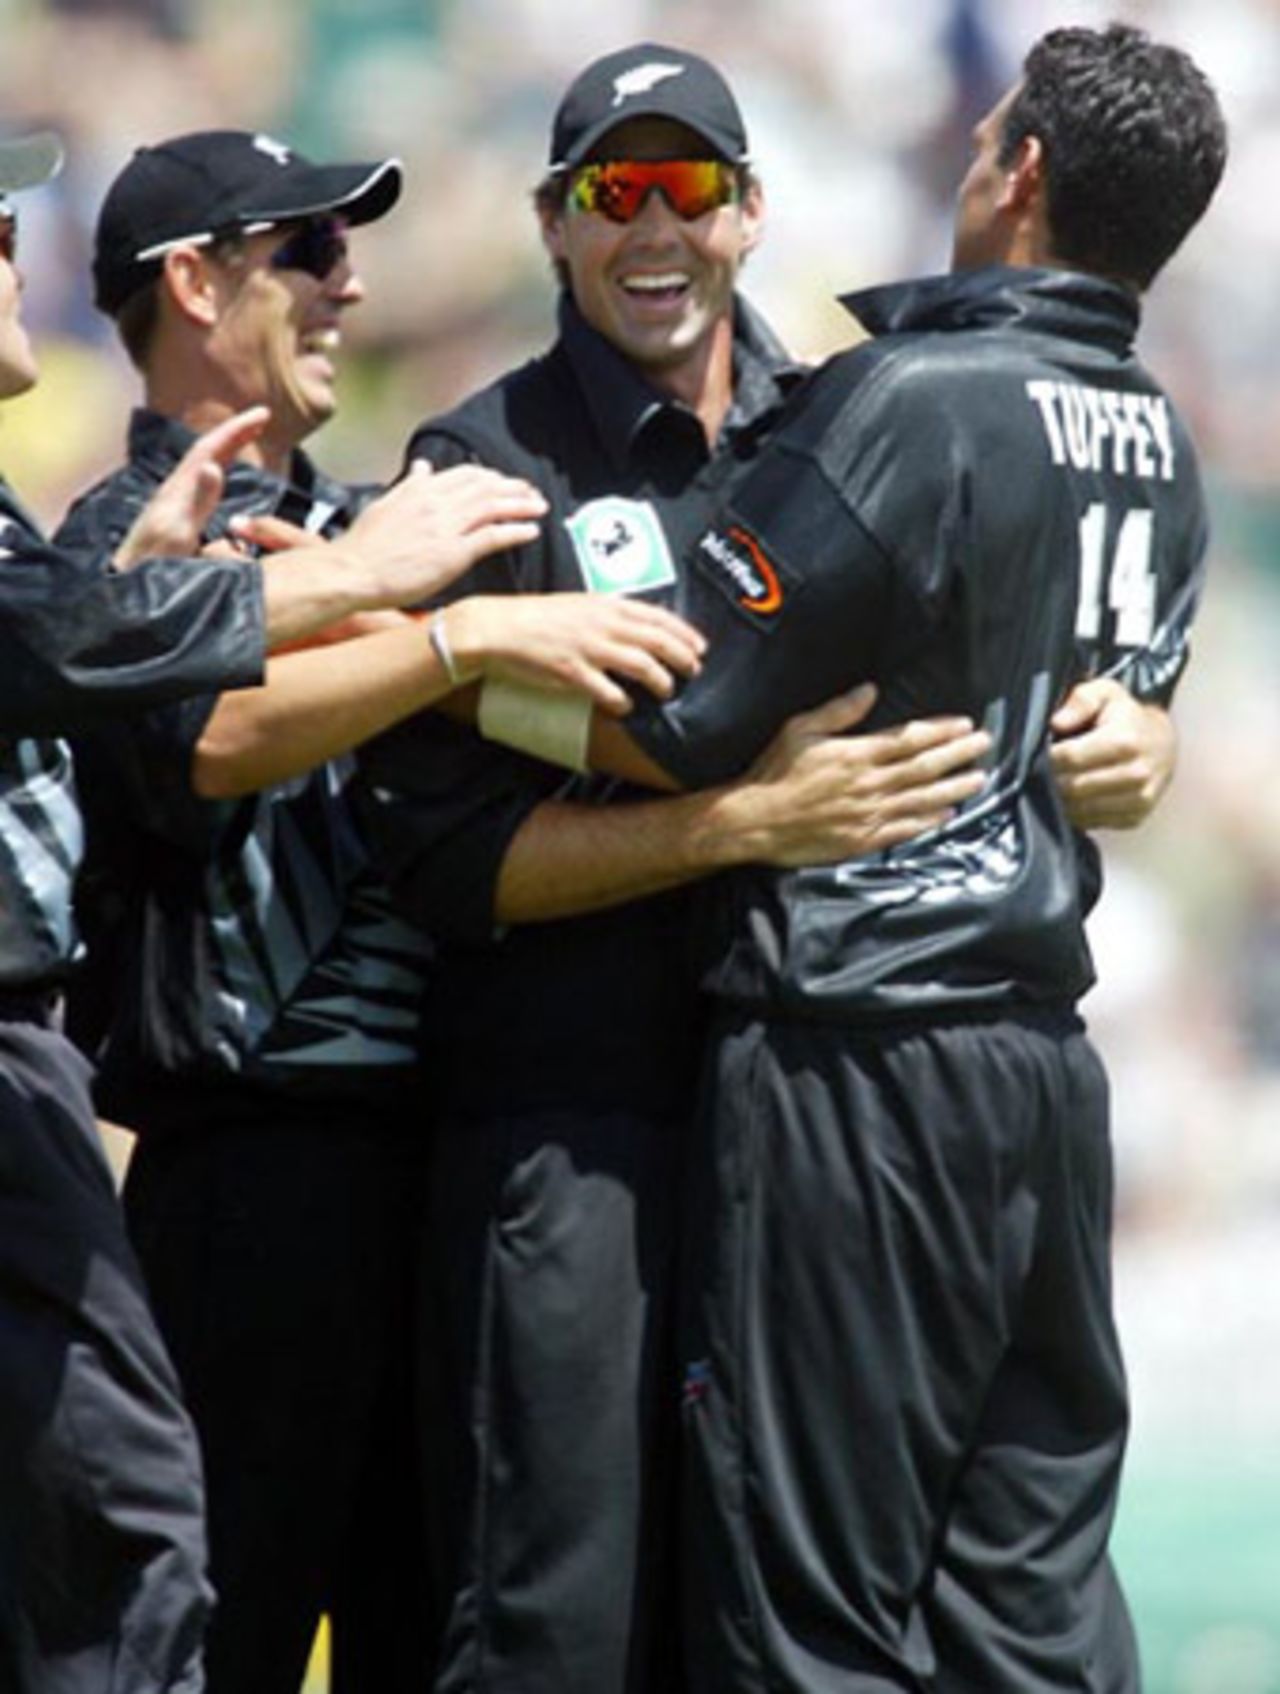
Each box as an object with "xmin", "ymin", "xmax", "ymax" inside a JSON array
[
  {"xmin": 229, "ymin": 463, "xmax": 551, "ymax": 649},
  {"xmin": 719, "ymin": 684, "xmax": 992, "ymax": 868},
  {"xmin": 212, "ymin": 513, "xmax": 410, "ymax": 645},
  {"xmin": 233, "ymin": 461, "xmax": 549, "ymax": 613},
  {"xmin": 1049, "ymin": 676, "xmax": 1176, "ymax": 830},
  {"xmin": 442, "ymin": 592, "xmax": 706, "ymax": 712},
  {"xmin": 113, "ymin": 406, "xmax": 270, "ymax": 570},
  {"xmin": 345, "ymin": 461, "xmax": 549, "ymax": 608}
]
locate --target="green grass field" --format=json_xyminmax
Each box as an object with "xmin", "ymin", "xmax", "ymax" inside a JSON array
[{"xmin": 1116, "ymin": 1450, "xmax": 1280, "ymax": 1694}]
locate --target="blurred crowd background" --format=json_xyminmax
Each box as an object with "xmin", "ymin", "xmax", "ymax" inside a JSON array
[{"xmin": 2, "ymin": 0, "xmax": 1277, "ymax": 1688}]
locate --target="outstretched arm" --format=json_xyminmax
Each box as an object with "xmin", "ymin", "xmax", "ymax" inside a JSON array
[
  {"xmin": 494, "ymin": 687, "xmax": 990, "ymax": 923},
  {"xmin": 254, "ymin": 464, "xmax": 549, "ymax": 648},
  {"xmin": 194, "ymin": 591, "xmax": 706, "ymax": 798},
  {"xmin": 110, "ymin": 407, "xmax": 553, "ymax": 648}
]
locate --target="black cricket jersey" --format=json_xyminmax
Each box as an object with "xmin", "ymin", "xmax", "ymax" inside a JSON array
[
  {"xmin": 358, "ymin": 295, "xmax": 802, "ymax": 1115},
  {"xmin": 0, "ymin": 479, "xmax": 263, "ymax": 990},
  {"xmin": 626, "ymin": 266, "xmax": 1208, "ymax": 1024},
  {"xmin": 55, "ymin": 411, "xmax": 431, "ymax": 1124}
]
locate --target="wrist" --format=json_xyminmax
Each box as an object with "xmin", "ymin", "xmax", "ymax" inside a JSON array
[
  {"xmin": 427, "ymin": 606, "xmax": 481, "ymax": 688},
  {"xmin": 262, "ymin": 545, "xmax": 375, "ymax": 648},
  {"xmin": 433, "ymin": 599, "xmax": 486, "ymax": 685},
  {"xmin": 316, "ymin": 545, "xmax": 376, "ymax": 616},
  {"xmin": 677, "ymin": 782, "xmax": 762, "ymax": 873}
]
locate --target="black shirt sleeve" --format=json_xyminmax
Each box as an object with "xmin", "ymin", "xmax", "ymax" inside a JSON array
[
  {"xmin": 1096, "ymin": 515, "xmax": 1205, "ymax": 707},
  {"xmin": 54, "ymin": 479, "xmax": 241, "ymax": 848},
  {"xmin": 625, "ymin": 437, "xmax": 902, "ymax": 787},
  {"xmin": 56, "ymin": 555, "xmax": 263, "ymax": 712},
  {"xmin": 356, "ymin": 710, "xmax": 568, "ymax": 944},
  {"xmin": 0, "ymin": 506, "xmax": 265, "ymax": 737},
  {"xmin": 624, "ymin": 348, "xmax": 976, "ymax": 789}
]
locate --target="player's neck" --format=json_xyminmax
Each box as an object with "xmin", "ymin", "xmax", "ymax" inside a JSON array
[
  {"xmin": 155, "ymin": 392, "xmax": 293, "ymax": 477},
  {"xmin": 641, "ymin": 316, "xmax": 736, "ymax": 446}
]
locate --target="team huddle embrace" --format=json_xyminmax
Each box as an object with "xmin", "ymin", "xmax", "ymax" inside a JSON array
[{"xmin": 0, "ymin": 23, "xmax": 1226, "ymax": 1694}]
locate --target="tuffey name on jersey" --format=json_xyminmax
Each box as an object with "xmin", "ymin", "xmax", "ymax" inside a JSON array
[{"xmin": 1025, "ymin": 380, "xmax": 1175, "ymax": 482}]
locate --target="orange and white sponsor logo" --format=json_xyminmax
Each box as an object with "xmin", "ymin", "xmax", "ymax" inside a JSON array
[{"xmin": 697, "ymin": 525, "xmax": 785, "ymax": 614}]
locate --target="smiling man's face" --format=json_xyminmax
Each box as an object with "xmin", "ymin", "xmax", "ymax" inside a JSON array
[
  {"xmin": 541, "ymin": 117, "xmax": 763, "ymax": 391},
  {"xmin": 203, "ymin": 220, "xmax": 365, "ymax": 450}
]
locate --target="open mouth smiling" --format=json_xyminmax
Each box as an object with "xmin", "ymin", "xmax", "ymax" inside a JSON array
[{"xmin": 619, "ymin": 270, "xmax": 691, "ymax": 306}]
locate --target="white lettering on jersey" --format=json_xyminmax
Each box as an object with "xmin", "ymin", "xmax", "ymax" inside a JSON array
[
  {"xmin": 1024, "ymin": 380, "xmax": 1175, "ymax": 481},
  {"xmin": 1075, "ymin": 501, "xmax": 1157, "ymax": 647},
  {"xmin": 699, "ymin": 532, "xmax": 768, "ymax": 602}
]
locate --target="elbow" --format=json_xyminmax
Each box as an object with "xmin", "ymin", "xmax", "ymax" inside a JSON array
[
  {"xmin": 491, "ymin": 882, "xmax": 529, "ymax": 926},
  {"xmin": 191, "ymin": 735, "xmax": 253, "ymax": 800}
]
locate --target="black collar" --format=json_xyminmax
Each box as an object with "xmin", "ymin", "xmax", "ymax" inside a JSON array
[
  {"xmin": 840, "ymin": 265, "xmax": 1141, "ymax": 358},
  {"xmin": 557, "ymin": 294, "xmax": 801, "ymax": 474},
  {"xmin": 124, "ymin": 407, "xmax": 353, "ymax": 522}
]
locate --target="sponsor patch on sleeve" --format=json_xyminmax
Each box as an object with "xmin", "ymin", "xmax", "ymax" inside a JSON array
[
  {"xmin": 690, "ymin": 521, "xmax": 797, "ymax": 628},
  {"xmin": 565, "ymin": 497, "xmax": 677, "ymax": 594}
]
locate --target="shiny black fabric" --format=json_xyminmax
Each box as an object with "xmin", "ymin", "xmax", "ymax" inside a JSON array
[
  {"xmin": 356, "ymin": 294, "xmax": 799, "ymax": 1694},
  {"xmin": 0, "ymin": 459, "xmax": 270, "ymax": 1689},
  {"xmin": 359, "ymin": 294, "xmax": 801, "ymax": 1117},
  {"xmin": 55, "ymin": 410, "xmax": 430, "ymax": 1113},
  {"xmin": 0, "ymin": 480, "xmax": 264, "ymax": 988},
  {"xmin": 0, "ymin": 477, "xmax": 263, "ymax": 737},
  {"xmin": 628, "ymin": 265, "xmax": 1207, "ymax": 1022}
]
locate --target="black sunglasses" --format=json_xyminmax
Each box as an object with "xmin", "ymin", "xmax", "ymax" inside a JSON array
[
  {"xmin": 0, "ymin": 206, "xmax": 16, "ymax": 265},
  {"xmin": 268, "ymin": 216, "xmax": 348, "ymax": 281}
]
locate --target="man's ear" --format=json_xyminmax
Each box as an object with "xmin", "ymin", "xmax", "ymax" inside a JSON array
[
  {"xmin": 738, "ymin": 178, "xmax": 766, "ymax": 259},
  {"xmin": 162, "ymin": 246, "xmax": 221, "ymax": 328},
  {"xmin": 537, "ymin": 198, "xmax": 567, "ymax": 265},
  {"xmin": 999, "ymin": 133, "xmax": 1044, "ymax": 215}
]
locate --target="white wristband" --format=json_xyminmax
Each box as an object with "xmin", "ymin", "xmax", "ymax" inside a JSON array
[
  {"xmin": 428, "ymin": 610, "xmax": 466, "ymax": 687},
  {"xmin": 477, "ymin": 675, "xmax": 592, "ymax": 772}
]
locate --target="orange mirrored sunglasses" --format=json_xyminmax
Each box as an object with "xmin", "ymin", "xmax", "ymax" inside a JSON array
[{"xmin": 567, "ymin": 160, "xmax": 738, "ymax": 224}]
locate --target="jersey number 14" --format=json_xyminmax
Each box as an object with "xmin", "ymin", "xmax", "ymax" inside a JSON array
[{"xmin": 1075, "ymin": 502, "xmax": 1156, "ymax": 648}]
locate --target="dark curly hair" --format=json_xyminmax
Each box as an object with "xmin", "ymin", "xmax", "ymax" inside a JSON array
[{"xmin": 1000, "ymin": 24, "xmax": 1227, "ymax": 289}]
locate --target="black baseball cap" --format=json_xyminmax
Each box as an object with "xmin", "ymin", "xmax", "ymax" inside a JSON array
[
  {"xmin": 0, "ymin": 130, "xmax": 63, "ymax": 198},
  {"xmin": 93, "ymin": 129, "xmax": 402, "ymax": 314},
  {"xmin": 549, "ymin": 43, "xmax": 749, "ymax": 171}
]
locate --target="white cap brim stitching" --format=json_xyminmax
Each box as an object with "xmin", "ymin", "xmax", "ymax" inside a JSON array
[{"xmin": 131, "ymin": 158, "xmax": 400, "ymax": 265}]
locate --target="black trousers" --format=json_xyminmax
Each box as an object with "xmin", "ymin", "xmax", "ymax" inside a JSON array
[
  {"xmin": 0, "ymin": 1021, "xmax": 209, "ymax": 1694},
  {"xmin": 682, "ymin": 1010, "xmax": 1137, "ymax": 1694},
  {"xmin": 123, "ymin": 1113, "xmax": 433, "ymax": 1694},
  {"xmin": 421, "ymin": 1105, "xmax": 686, "ymax": 1694}
]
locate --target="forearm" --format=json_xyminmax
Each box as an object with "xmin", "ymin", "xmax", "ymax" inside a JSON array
[
  {"xmin": 258, "ymin": 545, "xmax": 387, "ymax": 650},
  {"xmin": 197, "ymin": 580, "xmax": 702, "ymax": 798},
  {"xmin": 494, "ymin": 785, "xmax": 762, "ymax": 923},
  {"xmin": 193, "ymin": 619, "xmax": 450, "ymax": 797},
  {"xmin": 495, "ymin": 689, "xmax": 991, "ymax": 922}
]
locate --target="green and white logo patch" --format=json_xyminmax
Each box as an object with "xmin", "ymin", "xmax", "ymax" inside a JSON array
[{"xmin": 565, "ymin": 498, "xmax": 676, "ymax": 594}]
